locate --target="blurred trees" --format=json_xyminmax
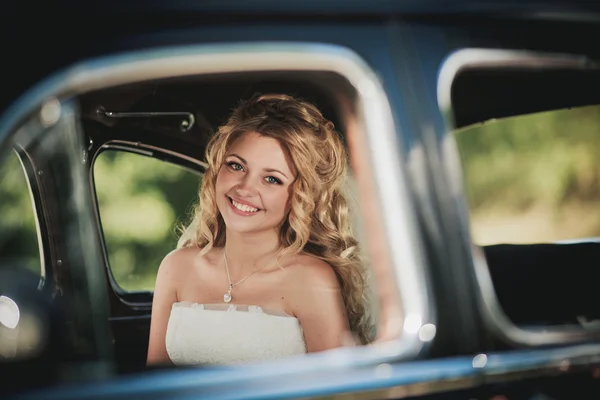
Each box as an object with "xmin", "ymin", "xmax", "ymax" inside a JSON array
[
  {"xmin": 0, "ymin": 147, "xmax": 200, "ymax": 291},
  {"xmin": 455, "ymin": 105, "xmax": 600, "ymax": 245},
  {"xmin": 0, "ymin": 151, "xmax": 40, "ymax": 274},
  {"xmin": 94, "ymin": 150, "xmax": 201, "ymax": 291}
]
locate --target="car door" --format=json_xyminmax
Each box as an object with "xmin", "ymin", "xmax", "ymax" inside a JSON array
[
  {"xmin": 0, "ymin": 35, "xmax": 437, "ymax": 398},
  {"xmin": 0, "ymin": 99, "xmax": 114, "ymax": 395},
  {"xmin": 388, "ymin": 10, "xmax": 600, "ymax": 399},
  {"xmin": 88, "ymin": 122, "xmax": 204, "ymax": 373}
]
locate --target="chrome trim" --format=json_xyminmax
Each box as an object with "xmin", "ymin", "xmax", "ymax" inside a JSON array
[
  {"xmin": 0, "ymin": 43, "xmax": 433, "ymax": 365},
  {"xmin": 100, "ymin": 140, "xmax": 209, "ymax": 170},
  {"xmin": 18, "ymin": 343, "xmax": 600, "ymax": 400},
  {"xmin": 437, "ymin": 48, "xmax": 589, "ymax": 122},
  {"xmin": 96, "ymin": 107, "xmax": 196, "ymax": 132},
  {"xmin": 437, "ymin": 48, "xmax": 600, "ymax": 347},
  {"xmin": 555, "ymin": 237, "xmax": 600, "ymax": 245},
  {"xmin": 101, "ymin": 144, "xmax": 154, "ymax": 157},
  {"xmin": 482, "ymin": 343, "xmax": 600, "ymax": 388},
  {"xmin": 13, "ymin": 146, "xmax": 46, "ymax": 279}
]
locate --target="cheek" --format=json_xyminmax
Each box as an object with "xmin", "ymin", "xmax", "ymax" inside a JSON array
[
  {"xmin": 284, "ymin": 185, "xmax": 294, "ymax": 209},
  {"xmin": 274, "ymin": 188, "xmax": 292, "ymax": 212},
  {"xmin": 262, "ymin": 189, "xmax": 287, "ymax": 211},
  {"xmin": 215, "ymin": 168, "xmax": 232, "ymax": 192}
]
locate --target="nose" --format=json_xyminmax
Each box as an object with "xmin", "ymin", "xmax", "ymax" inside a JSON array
[{"xmin": 234, "ymin": 173, "xmax": 258, "ymax": 197}]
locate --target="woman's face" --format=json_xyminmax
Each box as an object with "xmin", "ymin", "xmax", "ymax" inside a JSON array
[{"xmin": 215, "ymin": 131, "xmax": 295, "ymax": 235}]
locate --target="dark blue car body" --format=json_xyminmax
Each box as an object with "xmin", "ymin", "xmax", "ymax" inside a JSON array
[{"xmin": 3, "ymin": 1, "xmax": 600, "ymax": 399}]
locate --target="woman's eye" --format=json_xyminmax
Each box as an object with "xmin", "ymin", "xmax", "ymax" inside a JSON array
[
  {"xmin": 227, "ymin": 161, "xmax": 243, "ymax": 171},
  {"xmin": 265, "ymin": 176, "xmax": 282, "ymax": 185}
]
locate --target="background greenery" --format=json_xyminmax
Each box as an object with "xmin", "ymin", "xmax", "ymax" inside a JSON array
[
  {"xmin": 0, "ymin": 151, "xmax": 41, "ymax": 274},
  {"xmin": 455, "ymin": 105, "xmax": 600, "ymax": 245},
  {"xmin": 2, "ymin": 104, "xmax": 600, "ymax": 290},
  {"xmin": 93, "ymin": 150, "xmax": 201, "ymax": 291}
]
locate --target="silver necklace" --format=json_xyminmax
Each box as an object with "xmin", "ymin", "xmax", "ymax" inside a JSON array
[{"xmin": 222, "ymin": 249, "xmax": 282, "ymax": 303}]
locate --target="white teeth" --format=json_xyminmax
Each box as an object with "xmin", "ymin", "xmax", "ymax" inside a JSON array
[{"xmin": 231, "ymin": 199, "xmax": 258, "ymax": 213}]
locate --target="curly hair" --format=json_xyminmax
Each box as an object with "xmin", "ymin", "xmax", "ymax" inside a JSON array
[{"xmin": 178, "ymin": 93, "xmax": 373, "ymax": 345}]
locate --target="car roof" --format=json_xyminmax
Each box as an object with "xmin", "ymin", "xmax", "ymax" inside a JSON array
[{"xmin": 5, "ymin": 0, "xmax": 600, "ymax": 19}]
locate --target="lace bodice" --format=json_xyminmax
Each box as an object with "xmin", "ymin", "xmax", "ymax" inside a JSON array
[{"xmin": 165, "ymin": 302, "xmax": 307, "ymax": 365}]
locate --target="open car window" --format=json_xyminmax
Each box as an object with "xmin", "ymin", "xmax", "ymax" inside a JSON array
[
  {"xmin": 442, "ymin": 49, "xmax": 600, "ymax": 347},
  {"xmin": 93, "ymin": 149, "xmax": 201, "ymax": 292},
  {"xmin": 455, "ymin": 104, "xmax": 600, "ymax": 246}
]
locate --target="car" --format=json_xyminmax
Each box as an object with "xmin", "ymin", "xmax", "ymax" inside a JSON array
[{"xmin": 2, "ymin": 1, "xmax": 600, "ymax": 398}]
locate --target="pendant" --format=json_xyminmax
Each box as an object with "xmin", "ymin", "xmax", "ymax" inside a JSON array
[{"xmin": 224, "ymin": 284, "xmax": 233, "ymax": 303}]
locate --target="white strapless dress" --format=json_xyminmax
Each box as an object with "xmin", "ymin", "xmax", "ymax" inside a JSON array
[{"xmin": 165, "ymin": 302, "xmax": 307, "ymax": 365}]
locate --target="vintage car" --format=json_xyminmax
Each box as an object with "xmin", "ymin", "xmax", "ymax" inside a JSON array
[{"xmin": 2, "ymin": 1, "xmax": 600, "ymax": 398}]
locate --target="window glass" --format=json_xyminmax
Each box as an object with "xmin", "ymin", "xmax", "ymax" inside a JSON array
[
  {"xmin": 0, "ymin": 150, "xmax": 42, "ymax": 275},
  {"xmin": 454, "ymin": 105, "xmax": 600, "ymax": 245},
  {"xmin": 94, "ymin": 150, "xmax": 201, "ymax": 291}
]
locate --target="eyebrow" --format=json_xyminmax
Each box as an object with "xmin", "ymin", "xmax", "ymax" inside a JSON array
[{"xmin": 228, "ymin": 153, "xmax": 289, "ymax": 179}]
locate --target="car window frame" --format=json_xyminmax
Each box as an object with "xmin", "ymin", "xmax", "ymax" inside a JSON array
[
  {"xmin": 0, "ymin": 42, "xmax": 434, "ymax": 367},
  {"xmin": 438, "ymin": 47, "xmax": 600, "ymax": 347},
  {"xmin": 2, "ymin": 145, "xmax": 48, "ymax": 283},
  {"xmin": 90, "ymin": 142, "xmax": 205, "ymax": 303}
]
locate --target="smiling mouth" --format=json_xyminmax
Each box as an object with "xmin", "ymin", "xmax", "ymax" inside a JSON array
[{"xmin": 228, "ymin": 196, "xmax": 261, "ymax": 213}]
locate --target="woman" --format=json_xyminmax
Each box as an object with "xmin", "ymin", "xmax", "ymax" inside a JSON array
[{"xmin": 147, "ymin": 93, "xmax": 372, "ymax": 366}]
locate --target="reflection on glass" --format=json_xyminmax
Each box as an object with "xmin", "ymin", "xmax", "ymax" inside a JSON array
[
  {"xmin": 0, "ymin": 295, "xmax": 20, "ymax": 329},
  {"xmin": 0, "ymin": 293, "xmax": 45, "ymax": 360},
  {"xmin": 454, "ymin": 105, "xmax": 600, "ymax": 245}
]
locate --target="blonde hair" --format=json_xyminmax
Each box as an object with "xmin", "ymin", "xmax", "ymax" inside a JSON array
[{"xmin": 179, "ymin": 93, "xmax": 373, "ymax": 344}]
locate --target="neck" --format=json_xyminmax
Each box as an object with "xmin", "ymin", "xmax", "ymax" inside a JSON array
[{"xmin": 223, "ymin": 228, "xmax": 282, "ymax": 274}]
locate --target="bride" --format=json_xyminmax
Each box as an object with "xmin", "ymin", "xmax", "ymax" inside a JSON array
[{"xmin": 147, "ymin": 93, "xmax": 372, "ymax": 366}]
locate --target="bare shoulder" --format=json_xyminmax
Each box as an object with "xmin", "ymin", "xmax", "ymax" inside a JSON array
[
  {"xmin": 283, "ymin": 253, "xmax": 340, "ymax": 290},
  {"xmin": 161, "ymin": 246, "xmax": 200, "ymax": 264},
  {"xmin": 282, "ymin": 253, "xmax": 350, "ymax": 350},
  {"xmin": 157, "ymin": 246, "xmax": 202, "ymax": 282}
]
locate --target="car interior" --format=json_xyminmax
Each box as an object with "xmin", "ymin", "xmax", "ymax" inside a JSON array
[
  {"xmin": 76, "ymin": 71, "xmax": 373, "ymax": 374},
  {"xmin": 3, "ymin": 60, "xmax": 399, "ymax": 396}
]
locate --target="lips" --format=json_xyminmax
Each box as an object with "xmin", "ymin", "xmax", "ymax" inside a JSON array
[{"xmin": 227, "ymin": 196, "xmax": 261, "ymax": 214}]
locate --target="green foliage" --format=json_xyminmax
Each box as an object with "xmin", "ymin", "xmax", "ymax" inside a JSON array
[
  {"xmin": 0, "ymin": 145, "xmax": 201, "ymax": 292},
  {"xmin": 455, "ymin": 105, "xmax": 600, "ymax": 243},
  {"xmin": 94, "ymin": 150, "xmax": 201, "ymax": 291},
  {"xmin": 0, "ymin": 151, "xmax": 41, "ymax": 274}
]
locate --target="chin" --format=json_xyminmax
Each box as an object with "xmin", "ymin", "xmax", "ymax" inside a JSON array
[
  {"xmin": 221, "ymin": 214, "xmax": 281, "ymax": 236},
  {"xmin": 222, "ymin": 219, "xmax": 259, "ymax": 234},
  {"xmin": 218, "ymin": 209, "xmax": 258, "ymax": 234}
]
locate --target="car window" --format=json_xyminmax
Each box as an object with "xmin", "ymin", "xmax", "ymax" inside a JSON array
[
  {"xmin": 93, "ymin": 150, "xmax": 201, "ymax": 292},
  {"xmin": 454, "ymin": 104, "xmax": 600, "ymax": 245},
  {"xmin": 0, "ymin": 149, "xmax": 43, "ymax": 276}
]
